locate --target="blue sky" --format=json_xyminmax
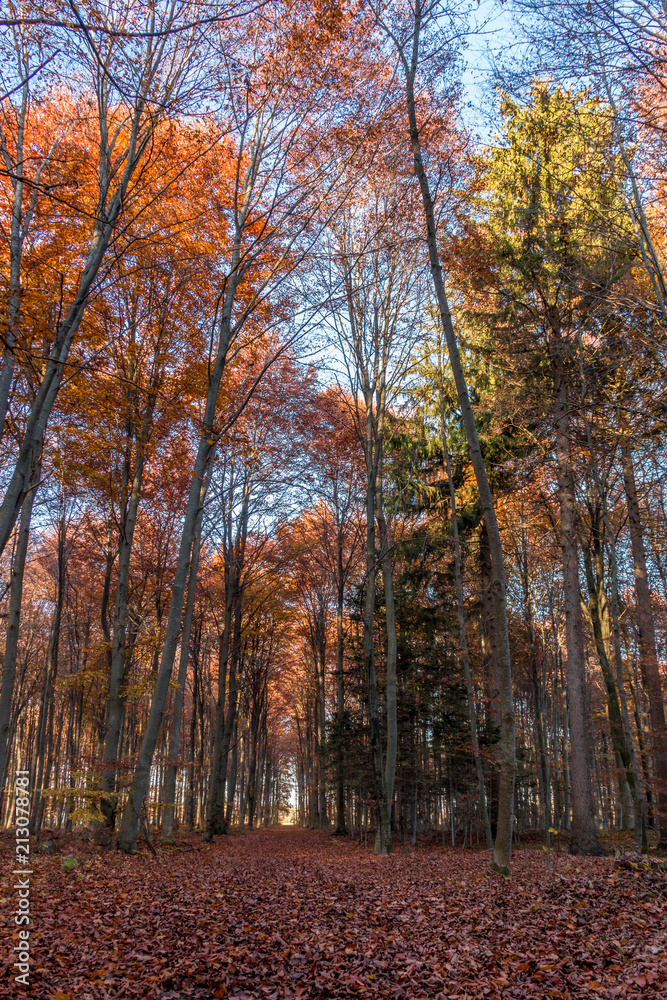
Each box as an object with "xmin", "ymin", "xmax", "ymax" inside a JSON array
[{"xmin": 460, "ymin": 0, "xmax": 525, "ymax": 142}]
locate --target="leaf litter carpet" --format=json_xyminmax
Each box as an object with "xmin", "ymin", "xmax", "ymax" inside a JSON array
[{"xmin": 1, "ymin": 827, "xmax": 666, "ymax": 999}]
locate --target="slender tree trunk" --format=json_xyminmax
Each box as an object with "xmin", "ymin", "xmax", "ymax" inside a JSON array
[
  {"xmin": 0, "ymin": 454, "xmax": 40, "ymax": 787},
  {"xmin": 101, "ymin": 401, "xmax": 156, "ymax": 824},
  {"xmin": 621, "ymin": 444, "xmax": 667, "ymax": 849},
  {"xmin": 225, "ymin": 719, "xmax": 239, "ymax": 827},
  {"xmin": 334, "ymin": 558, "xmax": 347, "ymax": 834},
  {"xmin": 161, "ymin": 507, "xmax": 204, "ymax": 842},
  {"xmin": 363, "ymin": 419, "xmax": 391, "ymax": 854},
  {"xmin": 116, "ymin": 440, "xmax": 214, "ymax": 851},
  {"xmin": 580, "ymin": 530, "xmax": 641, "ymax": 838},
  {"xmin": 30, "ymin": 495, "xmax": 67, "ymax": 835},
  {"xmin": 377, "ymin": 491, "xmax": 398, "ymax": 831},
  {"xmin": 480, "ymin": 520, "xmax": 501, "ymax": 836},
  {"xmin": 553, "ymin": 379, "xmax": 604, "ymax": 855},
  {"xmin": 117, "ymin": 233, "xmax": 246, "ymax": 851},
  {"xmin": 205, "ymin": 594, "xmax": 233, "ymax": 840},
  {"xmin": 317, "ymin": 636, "xmax": 328, "ymax": 828},
  {"xmin": 398, "ymin": 9, "xmax": 515, "ymax": 870},
  {"xmin": 441, "ymin": 413, "xmax": 493, "ymax": 849}
]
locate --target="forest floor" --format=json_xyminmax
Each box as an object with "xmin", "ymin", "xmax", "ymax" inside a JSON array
[{"xmin": 1, "ymin": 826, "xmax": 666, "ymax": 1000}]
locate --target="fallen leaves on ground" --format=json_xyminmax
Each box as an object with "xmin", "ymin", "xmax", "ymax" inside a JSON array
[{"xmin": 1, "ymin": 827, "xmax": 665, "ymax": 999}]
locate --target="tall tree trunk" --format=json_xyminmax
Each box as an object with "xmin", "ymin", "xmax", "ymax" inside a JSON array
[
  {"xmin": 334, "ymin": 555, "xmax": 347, "ymax": 834},
  {"xmin": 553, "ymin": 379, "xmax": 604, "ymax": 855},
  {"xmin": 101, "ymin": 399, "xmax": 156, "ymax": 825},
  {"xmin": 0, "ymin": 113, "xmax": 157, "ymax": 561},
  {"xmin": 377, "ymin": 490, "xmax": 398, "ymax": 832},
  {"xmin": 480, "ymin": 520, "xmax": 501, "ymax": 837},
  {"xmin": 317, "ymin": 634, "xmax": 328, "ymax": 828},
  {"xmin": 117, "ymin": 234, "xmax": 247, "ymax": 851},
  {"xmin": 205, "ymin": 591, "xmax": 233, "ymax": 839},
  {"xmin": 214, "ymin": 597, "xmax": 244, "ymax": 837},
  {"xmin": 362, "ymin": 409, "xmax": 392, "ymax": 854},
  {"xmin": 161, "ymin": 507, "xmax": 204, "ymax": 842},
  {"xmin": 398, "ymin": 6, "xmax": 515, "ymax": 870},
  {"xmin": 441, "ymin": 410, "xmax": 493, "ymax": 849},
  {"xmin": 0, "ymin": 454, "xmax": 40, "ymax": 787},
  {"xmin": 225, "ymin": 719, "xmax": 239, "ymax": 827},
  {"xmin": 30, "ymin": 494, "xmax": 67, "ymax": 835},
  {"xmin": 580, "ymin": 528, "xmax": 642, "ymax": 840},
  {"xmin": 621, "ymin": 444, "xmax": 667, "ymax": 849}
]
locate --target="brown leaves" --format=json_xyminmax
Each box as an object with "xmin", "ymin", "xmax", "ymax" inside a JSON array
[{"xmin": 0, "ymin": 828, "xmax": 665, "ymax": 999}]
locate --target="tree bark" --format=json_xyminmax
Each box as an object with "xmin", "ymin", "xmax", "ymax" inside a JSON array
[
  {"xmin": 0, "ymin": 454, "xmax": 40, "ymax": 787},
  {"xmin": 397, "ymin": 9, "xmax": 515, "ymax": 870},
  {"xmin": 441, "ymin": 405, "xmax": 493, "ymax": 849},
  {"xmin": 621, "ymin": 443, "xmax": 667, "ymax": 848},
  {"xmin": 580, "ymin": 524, "xmax": 642, "ymax": 840},
  {"xmin": 363, "ymin": 439, "xmax": 391, "ymax": 853},
  {"xmin": 553, "ymin": 379, "xmax": 605, "ymax": 855},
  {"xmin": 161, "ymin": 507, "xmax": 204, "ymax": 842},
  {"xmin": 101, "ymin": 396, "xmax": 156, "ymax": 824},
  {"xmin": 334, "ymin": 553, "xmax": 347, "ymax": 834},
  {"xmin": 117, "ymin": 367, "xmax": 228, "ymax": 850},
  {"xmin": 377, "ymin": 486, "xmax": 397, "ymax": 830}
]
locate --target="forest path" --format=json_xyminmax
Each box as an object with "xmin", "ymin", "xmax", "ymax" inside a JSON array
[{"xmin": 1, "ymin": 826, "xmax": 665, "ymax": 999}]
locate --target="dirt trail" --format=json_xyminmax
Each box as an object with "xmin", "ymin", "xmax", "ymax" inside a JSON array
[{"xmin": 1, "ymin": 826, "xmax": 665, "ymax": 999}]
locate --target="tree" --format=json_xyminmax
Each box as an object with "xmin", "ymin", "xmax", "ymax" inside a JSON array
[
  {"xmin": 0, "ymin": 0, "xmax": 215, "ymax": 557},
  {"xmin": 468, "ymin": 81, "xmax": 638, "ymax": 853},
  {"xmin": 374, "ymin": 0, "xmax": 516, "ymax": 872}
]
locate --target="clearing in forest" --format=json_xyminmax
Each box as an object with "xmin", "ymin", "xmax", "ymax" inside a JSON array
[{"xmin": 1, "ymin": 826, "xmax": 666, "ymax": 999}]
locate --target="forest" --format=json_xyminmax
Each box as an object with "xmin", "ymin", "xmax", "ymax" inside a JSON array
[{"xmin": 0, "ymin": 0, "xmax": 666, "ymax": 997}]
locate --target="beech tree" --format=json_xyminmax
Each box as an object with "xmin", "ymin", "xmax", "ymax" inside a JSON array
[
  {"xmin": 3, "ymin": 0, "xmax": 667, "ymax": 892},
  {"xmin": 0, "ymin": 0, "xmax": 217, "ymax": 557}
]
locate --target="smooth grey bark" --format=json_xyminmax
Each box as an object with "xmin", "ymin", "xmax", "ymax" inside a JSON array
[
  {"xmin": 515, "ymin": 533, "xmax": 550, "ymax": 833},
  {"xmin": 30, "ymin": 493, "xmax": 67, "ymax": 835},
  {"xmin": 204, "ymin": 474, "xmax": 250, "ymax": 840},
  {"xmin": 0, "ymin": 454, "xmax": 40, "ymax": 787},
  {"xmin": 376, "ymin": 493, "xmax": 397, "ymax": 822},
  {"xmin": 579, "ymin": 519, "xmax": 643, "ymax": 846},
  {"xmin": 440, "ymin": 402, "xmax": 493, "ymax": 849},
  {"xmin": 334, "ymin": 546, "xmax": 347, "ymax": 834},
  {"xmin": 117, "ymin": 259, "xmax": 242, "ymax": 851},
  {"xmin": 101, "ymin": 389, "xmax": 158, "ymax": 822},
  {"xmin": 387, "ymin": 2, "xmax": 515, "ymax": 871},
  {"xmin": 480, "ymin": 520, "xmax": 501, "ymax": 835},
  {"xmin": 215, "ymin": 594, "xmax": 245, "ymax": 836},
  {"xmin": 161, "ymin": 505, "xmax": 205, "ymax": 842},
  {"xmin": 621, "ymin": 443, "xmax": 667, "ymax": 849},
  {"xmin": 225, "ymin": 719, "xmax": 239, "ymax": 827},
  {"xmin": 553, "ymin": 378, "xmax": 605, "ymax": 855},
  {"xmin": 362, "ymin": 441, "xmax": 392, "ymax": 853}
]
